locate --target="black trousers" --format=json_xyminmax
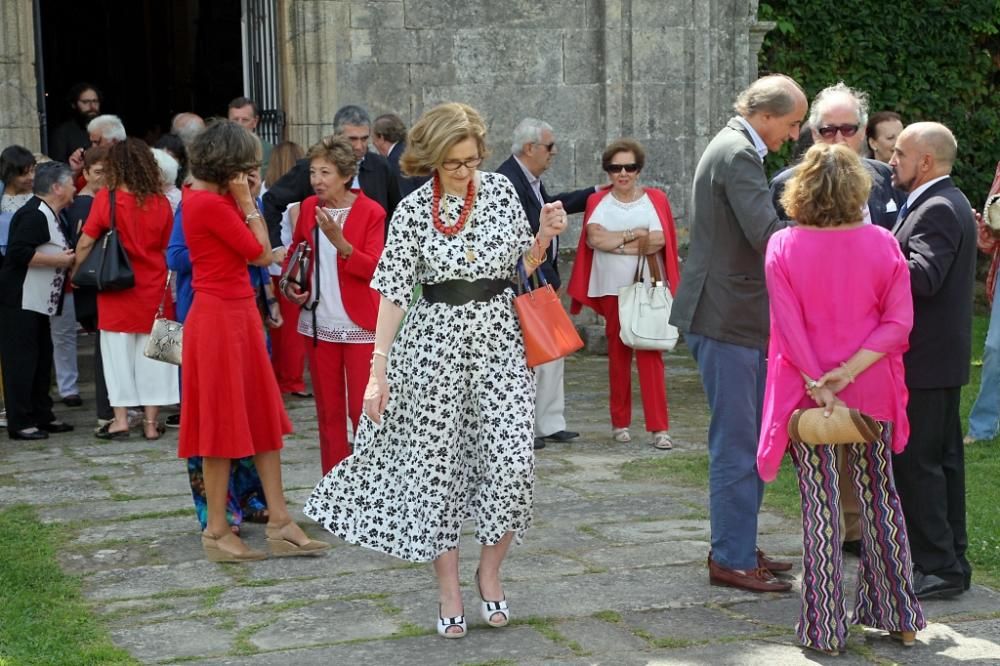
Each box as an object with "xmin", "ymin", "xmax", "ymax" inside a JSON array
[
  {"xmin": 93, "ymin": 329, "xmax": 113, "ymax": 421},
  {"xmin": 893, "ymin": 387, "xmax": 971, "ymax": 583},
  {"xmin": 0, "ymin": 305, "xmax": 56, "ymax": 434}
]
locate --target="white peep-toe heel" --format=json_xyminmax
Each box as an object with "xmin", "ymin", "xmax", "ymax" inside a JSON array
[
  {"xmin": 475, "ymin": 569, "xmax": 510, "ymax": 628},
  {"xmin": 437, "ymin": 604, "xmax": 467, "ymax": 638}
]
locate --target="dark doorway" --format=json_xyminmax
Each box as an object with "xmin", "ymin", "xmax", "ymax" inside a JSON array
[{"xmin": 39, "ymin": 0, "xmax": 243, "ymax": 150}]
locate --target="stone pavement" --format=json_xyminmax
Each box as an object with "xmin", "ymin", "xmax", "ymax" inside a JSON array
[{"xmin": 2, "ymin": 341, "xmax": 999, "ymax": 665}]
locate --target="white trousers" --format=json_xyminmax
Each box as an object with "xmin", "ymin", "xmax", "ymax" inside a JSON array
[
  {"xmin": 50, "ymin": 295, "xmax": 79, "ymax": 397},
  {"xmin": 534, "ymin": 357, "xmax": 567, "ymax": 437},
  {"xmin": 100, "ymin": 331, "xmax": 180, "ymax": 407}
]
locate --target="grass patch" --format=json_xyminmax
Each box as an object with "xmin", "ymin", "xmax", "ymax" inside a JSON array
[
  {"xmin": 576, "ymin": 525, "xmax": 601, "ymax": 537},
  {"xmin": 393, "ymin": 622, "xmax": 432, "ymax": 638},
  {"xmin": 0, "ymin": 504, "xmax": 138, "ymax": 665},
  {"xmin": 458, "ymin": 660, "xmax": 517, "ymax": 666},
  {"xmin": 511, "ymin": 616, "xmax": 586, "ymax": 655},
  {"xmin": 592, "ymin": 610, "xmax": 623, "ymax": 623},
  {"xmin": 619, "ymin": 314, "xmax": 1000, "ymax": 591},
  {"xmin": 231, "ymin": 621, "xmax": 271, "ymax": 656}
]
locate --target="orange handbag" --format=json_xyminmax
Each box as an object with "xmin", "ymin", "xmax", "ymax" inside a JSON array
[{"xmin": 513, "ymin": 260, "xmax": 584, "ymax": 368}]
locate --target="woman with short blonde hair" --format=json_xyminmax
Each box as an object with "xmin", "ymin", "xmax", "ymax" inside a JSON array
[
  {"xmin": 305, "ymin": 102, "xmax": 568, "ymax": 639},
  {"xmin": 759, "ymin": 143, "xmax": 924, "ymax": 655}
]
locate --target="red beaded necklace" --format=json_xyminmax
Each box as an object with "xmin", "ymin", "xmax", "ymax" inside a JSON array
[{"xmin": 431, "ymin": 173, "xmax": 476, "ymax": 236}]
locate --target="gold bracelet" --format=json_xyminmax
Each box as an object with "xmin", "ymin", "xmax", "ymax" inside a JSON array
[
  {"xmin": 524, "ymin": 251, "xmax": 542, "ymax": 268},
  {"xmin": 245, "ymin": 211, "xmax": 262, "ymax": 223},
  {"xmin": 372, "ymin": 349, "xmax": 389, "ymax": 360}
]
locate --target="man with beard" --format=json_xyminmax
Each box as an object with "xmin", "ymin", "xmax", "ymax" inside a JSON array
[{"xmin": 49, "ymin": 83, "xmax": 102, "ymax": 166}]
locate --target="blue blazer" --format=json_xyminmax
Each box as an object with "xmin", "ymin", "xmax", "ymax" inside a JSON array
[{"xmin": 494, "ymin": 155, "xmax": 592, "ymax": 289}]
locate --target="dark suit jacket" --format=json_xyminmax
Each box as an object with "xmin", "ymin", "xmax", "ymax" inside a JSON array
[
  {"xmin": 262, "ymin": 151, "xmax": 400, "ymax": 244},
  {"xmin": 669, "ymin": 117, "xmax": 785, "ymax": 349},
  {"xmin": 892, "ymin": 177, "xmax": 976, "ymax": 389},
  {"xmin": 494, "ymin": 155, "xmax": 592, "ymax": 288},
  {"xmin": 387, "ymin": 141, "xmax": 428, "ymax": 198},
  {"xmin": 49, "ymin": 119, "xmax": 90, "ymax": 164},
  {"xmin": 770, "ymin": 158, "xmax": 904, "ymax": 229}
]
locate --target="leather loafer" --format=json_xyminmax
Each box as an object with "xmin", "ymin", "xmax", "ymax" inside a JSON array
[
  {"xmin": 913, "ymin": 571, "xmax": 964, "ymax": 599},
  {"xmin": 543, "ymin": 430, "xmax": 580, "ymax": 442},
  {"xmin": 708, "ymin": 555, "xmax": 792, "ymax": 592},
  {"xmin": 756, "ymin": 547, "xmax": 793, "ymax": 573},
  {"xmin": 533, "ymin": 437, "xmax": 546, "ymax": 450},
  {"xmin": 10, "ymin": 428, "xmax": 49, "ymax": 441},
  {"xmin": 40, "ymin": 421, "xmax": 74, "ymax": 433},
  {"xmin": 62, "ymin": 394, "xmax": 83, "ymax": 407}
]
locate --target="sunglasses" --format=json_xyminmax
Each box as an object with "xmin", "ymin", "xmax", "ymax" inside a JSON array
[
  {"xmin": 605, "ymin": 163, "xmax": 640, "ymax": 174},
  {"xmin": 817, "ymin": 124, "xmax": 860, "ymax": 139}
]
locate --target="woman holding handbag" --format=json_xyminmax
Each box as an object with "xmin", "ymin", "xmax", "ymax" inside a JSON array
[
  {"xmin": 757, "ymin": 143, "xmax": 923, "ymax": 656},
  {"xmin": 281, "ymin": 136, "xmax": 385, "ymax": 474},
  {"xmin": 304, "ymin": 103, "xmax": 568, "ymax": 638},
  {"xmin": 567, "ymin": 139, "xmax": 681, "ymax": 450},
  {"xmin": 75, "ymin": 139, "xmax": 178, "ymax": 441}
]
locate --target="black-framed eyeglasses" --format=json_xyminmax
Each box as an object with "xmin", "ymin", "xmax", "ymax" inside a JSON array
[
  {"xmin": 817, "ymin": 124, "xmax": 860, "ymax": 139},
  {"xmin": 535, "ymin": 142, "xmax": 556, "ymax": 152},
  {"xmin": 605, "ymin": 163, "xmax": 640, "ymax": 174},
  {"xmin": 440, "ymin": 157, "xmax": 483, "ymax": 171}
]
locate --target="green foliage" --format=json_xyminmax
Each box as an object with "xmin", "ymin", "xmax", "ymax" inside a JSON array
[{"xmin": 758, "ymin": 1, "xmax": 1000, "ymax": 201}]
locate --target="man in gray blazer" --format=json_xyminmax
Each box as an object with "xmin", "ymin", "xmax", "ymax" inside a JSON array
[
  {"xmin": 771, "ymin": 82, "xmax": 904, "ymax": 230},
  {"xmin": 669, "ymin": 74, "xmax": 807, "ymax": 593},
  {"xmin": 890, "ymin": 122, "xmax": 976, "ymax": 599}
]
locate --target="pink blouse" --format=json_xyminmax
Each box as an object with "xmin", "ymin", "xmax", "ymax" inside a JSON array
[{"xmin": 757, "ymin": 224, "xmax": 914, "ymax": 482}]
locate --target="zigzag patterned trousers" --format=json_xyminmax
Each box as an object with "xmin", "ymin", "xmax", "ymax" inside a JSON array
[{"xmin": 790, "ymin": 425, "xmax": 926, "ymax": 652}]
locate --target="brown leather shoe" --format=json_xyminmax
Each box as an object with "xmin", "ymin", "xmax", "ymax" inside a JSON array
[
  {"xmin": 757, "ymin": 547, "xmax": 793, "ymax": 573},
  {"xmin": 708, "ymin": 556, "xmax": 792, "ymax": 592}
]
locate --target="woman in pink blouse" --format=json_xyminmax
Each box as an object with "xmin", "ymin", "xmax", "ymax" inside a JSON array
[{"xmin": 758, "ymin": 144, "xmax": 924, "ymax": 656}]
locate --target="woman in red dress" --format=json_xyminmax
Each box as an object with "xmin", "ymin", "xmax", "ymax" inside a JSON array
[
  {"xmin": 283, "ymin": 136, "xmax": 385, "ymax": 473},
  {"xmin": 179, "ymin": 120, "xmax": 328, "ymax": 562}
]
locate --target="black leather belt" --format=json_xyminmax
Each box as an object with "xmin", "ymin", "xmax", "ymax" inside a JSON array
[{"xmin": 421, "ymin": 279, "xmax": 510, "ymax": 306}]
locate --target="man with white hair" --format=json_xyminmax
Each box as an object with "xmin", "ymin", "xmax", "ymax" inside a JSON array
[
  {"xmin": 87, "ymin": 115, "xmax": 126, "ymax": 148},
  {"xmin": 170, "ymin": 112, "xmax": 206, "ymax": 147},
  {"xmin": 771, "ymin": 82, "xmax": 903, "ymax": 230},
  {"xmin": 890, "ymin": 121, "xmax": 976, "ymax": 599},
  {"xmin": 496, "ymin": 118, "xmax": 594, "ymax": 450}
]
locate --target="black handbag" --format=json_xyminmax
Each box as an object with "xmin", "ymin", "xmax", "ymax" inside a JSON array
[{"xmin": 72, "ymin": 190, "xmax": 135, "ymax": 291}]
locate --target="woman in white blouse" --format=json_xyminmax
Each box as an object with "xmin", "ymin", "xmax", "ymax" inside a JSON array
[
  {"xmin": 283, "ymin": 136, "xmax": 386, "ymax": 474},
  {"xmin": 567, "ymin": 139, "xmax": 682, "ymax": 450}
]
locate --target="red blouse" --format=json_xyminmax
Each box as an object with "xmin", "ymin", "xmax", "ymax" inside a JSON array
[
  {"xmin": 82, "ymin": 188, "xmax": 173, "ymax": 333},
  {"xmin": 182, "ymin": 188, "xmax": 264, "ymax": 300}
]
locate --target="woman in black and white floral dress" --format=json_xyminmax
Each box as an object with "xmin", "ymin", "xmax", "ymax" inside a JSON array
[{"xmin": 304, "ymin": 102, "xmax": 568, "ymax": 639}]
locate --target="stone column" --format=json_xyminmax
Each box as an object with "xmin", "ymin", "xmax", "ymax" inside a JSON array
[{"xmin": 0, "ymin": 0, "xmax": 40, "ymax": 151}]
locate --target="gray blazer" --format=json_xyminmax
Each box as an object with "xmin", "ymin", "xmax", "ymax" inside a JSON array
[
  {"xmin": 892, "ymin": 176, "xmax": 976, "ymax": 389},
  {"xmin": 771, "ymin": 158, "xmax": 905, "ymax": 230},
  {"xmin": 670, "ymin": 117, "xmax": 785, "ymax": 349}
]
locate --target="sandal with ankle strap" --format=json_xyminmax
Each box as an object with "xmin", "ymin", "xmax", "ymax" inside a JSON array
[
  {"xmin": 437, "ymin": 604, "xmax": 467, "ymax": 638},
  {"xmin": 142, "ymin": 418, "xmax": 166, "ymax": 441},
  {"xmin": 475, "ymin": 568, "xmax": 510, "ymax": 627}
]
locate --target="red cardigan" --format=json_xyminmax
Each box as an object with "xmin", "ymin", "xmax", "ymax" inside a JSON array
[
  {"xmin": 567, "ymin": 187, "xmax": 681, "ymax": 315},
  {"xmin": 288, "ymin": 190, "xmax": 386, "ymax": 331}
]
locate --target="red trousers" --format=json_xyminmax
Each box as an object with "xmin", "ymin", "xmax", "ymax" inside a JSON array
[
  {"xmin": 306, "ymin": 338, "xmax": 373, "ymax": 474},
  {"xmin": 595, "ymin": 295, "xmax": 669, "ymax": 432},
  {"xmin": 270, "ymin": 276, "xmax": 308, "ymax": 393}
]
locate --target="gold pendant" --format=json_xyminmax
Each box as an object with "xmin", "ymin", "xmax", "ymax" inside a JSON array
[{"xmin": 465, "ymin": 247, "xmax": 477, "ymax": 262}]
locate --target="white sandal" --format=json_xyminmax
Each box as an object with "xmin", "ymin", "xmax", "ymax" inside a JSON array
[
  {"xmin": 437, "ymin": 604, "xmax": 467, "ymax": 638},
  {"xmin": 612, "ymin": 427, "xmax": 631, "ymax": 443},
  {"xmin": 652, "ymin": 431, "xmax": 673, "ymax": 450},
  {"xmin": 475, "ymin": 569, "xmax": 510, "ymax": 627}
]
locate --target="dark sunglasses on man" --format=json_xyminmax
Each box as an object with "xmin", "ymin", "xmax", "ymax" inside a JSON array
[
  {"xmin": 605, "ymin": 163, "xmax": 640, "ymax": 174},
  {"xmin": 817, "ymin": 124, "xmax": 860, "ymax": 139}
]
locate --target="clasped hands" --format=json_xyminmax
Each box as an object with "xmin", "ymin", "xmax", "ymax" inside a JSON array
[{"xmin": 804, "ymin": 365, "xmax": 854, "ymax": 417}]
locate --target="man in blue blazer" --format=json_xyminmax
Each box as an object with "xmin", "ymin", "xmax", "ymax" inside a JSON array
[
  {"xmin": 373, "ymin": 113, "xmax": 428, "ymax": 198},
  {"xmin": 890, "ymin": 122, "xmax": 976, "ymax": 599},
  {"xmin": 496, "ymin": 118, "xmax": 594, "ymax": 450},
  {"xmin": 771, "ymin": 82, "xmax": 904, "ymax": 230}
]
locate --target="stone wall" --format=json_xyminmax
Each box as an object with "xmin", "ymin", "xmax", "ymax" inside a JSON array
[
  {"xmin": 279, "ymin": 0, "xmax": 768, "ymax": 241},
  {"xmin": 0, "ymin": 0, "xmax": 40, "ymax": 152}
]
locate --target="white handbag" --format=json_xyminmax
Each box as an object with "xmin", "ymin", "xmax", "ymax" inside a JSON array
[
  {"xmin": 617, "ymin": 254, "xmax": 678, "ymax": 351},
  {"xmin": 143, "ymin": 272, "xmax": 183, "ymax": 366}
]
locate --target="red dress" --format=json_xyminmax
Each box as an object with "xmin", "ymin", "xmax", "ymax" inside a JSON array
[
  {"xmin": 177, "ymin": 188, "xmax": 291, "ymax": 458},
  {"xmin": 82, "ymin": 188, "xmax": 173, "ymax": 332}
]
